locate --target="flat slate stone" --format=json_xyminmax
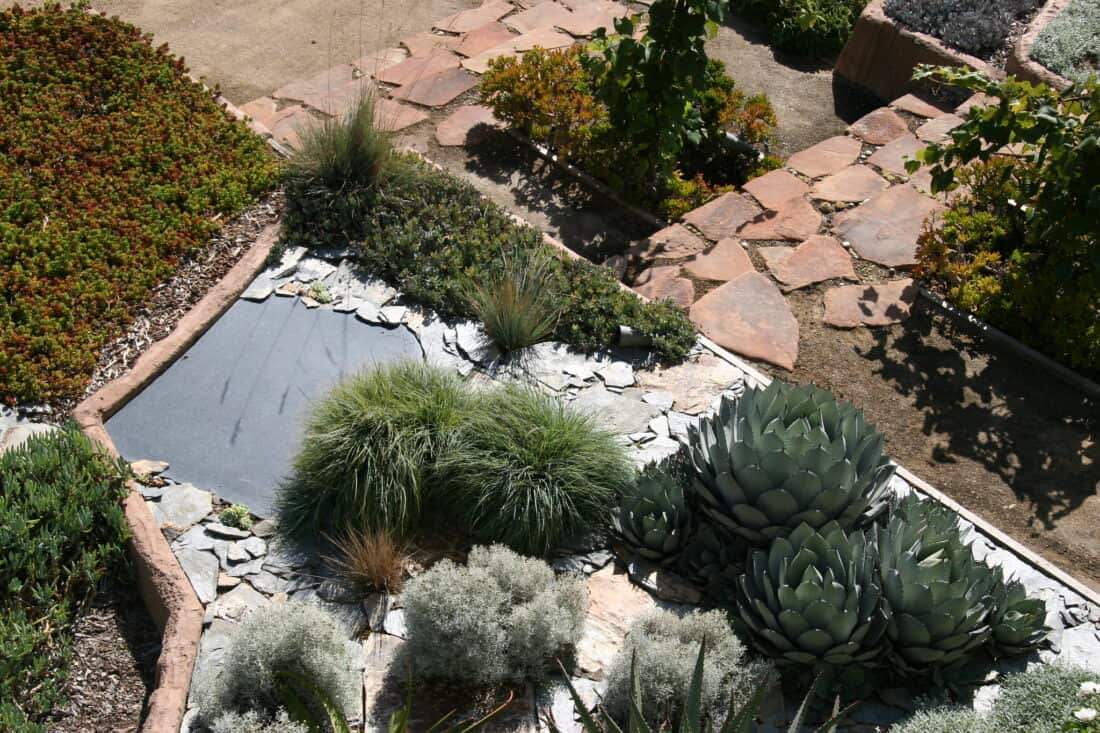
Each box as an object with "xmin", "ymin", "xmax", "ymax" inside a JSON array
[
  {"xmin": 636, "ymin": 352, "xmax": 745, "ymax": 415},
  {"xmin": 890, "ymin": 93, "xmax": 949, "ymax": 118},
  {"xmin": 176, "ymin": 546, "xmax": 219, "ymax": 605},
  {"xmin": 633, "ymin": 265, "xmax": 694, "ymax": 308},
  {"xmin": 689, "ymin": 272, "xmax": 799, "ymax": 370},
  {"xmin": 504, "ymin": 1, "xmax": 574, "ymax": 33},
  {"xmin": 455, "ymin": 21, "xmax": 516, "ymax": 57},
  {"xmin": 374, "ymin": 98, "xmax": 430, "ymax": 131},
  {"xmin": 400, "ymin": 30, "xmax": 462, "ymax": 57},
  {"xmin": 436, "ymin": 104, "xmax": 501, "ymax": 145},
  {"xmin": 742, "ymin": 169, "xmax": 810, "ymax": 211},
  {"xmin": 375, "ymin": 49, "xmax": 460, "ymax": 86},
  {"xmin": 597, "ymin": 361, "xmax": 635, "ymax": 389},
  {"xmin": 572, "ymin": 386, "xmax": 662, "ymax": 434},
  {"xmin": 759, "ymin": 235, "xmax": 856, "ymax": 290},
  {"xmin": 391, "ymin": 67, "xmax": 478, "ymax": 107},
  {"xmin": 833, "ymin": 184, "xmax": 943, "ymax": 267},
  {"xmin": 824, "ymin": 279, "xmax": 918, "ymax": 327},
  {"xmin": 786, "ymin": 136, "xmax": 862, "ymax": 179},
  {"xmin": 811, "ymin": 165, "xmax": 889, "ymax": 203},
  {"xmin": 681, "ymin": 192, "xmax": 762, "ymax": 242},
  {"xmin": 353, "ymin": 47, "xmax": 408, "ymax": 77},
  {"xmin": 738, "ymin": 196, "xmax": 822, "ymax": 241},
  {"xmin": 151, "ymin": 483, "xmax": 212, "ymax": 529},
  {"xmin": 435, "ymin": 0, "xmax": 514, "ymax": 33},
  {"xmin": 916, "ymin": 113, "xmax": 964, "ymax": 143},
  {"xmin": 630, "ymin": 223, "xmax": 708, "ymax": 261},
  {"xmin": 681, "ymin": 238, "xmax": 753, "ymax": 282},
  {"xmin": 847, "ymin": 108, "xmax": 909, "ymax": 145},
  {"xmin": 866, "ymin": 133, "xmax": 924, "ymax": 178}
]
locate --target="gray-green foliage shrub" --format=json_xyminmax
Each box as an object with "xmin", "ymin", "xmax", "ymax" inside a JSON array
[
  {"xmin": 1031, "ymin": 0, "xmax": 1100, "ymax": 84},
  {"xmin": 209, "ymin": 710, "xmax": 309, "ymax": 733},
  {"xmin": 194, "ymin": 603, "xmax": 359, "ymax": 728},
  {"xmin": 883, "ymin": 0, "xmax": 1040, "ymax": 54},
  {"xmin": 602, "ymin": 609, "xmax": 768, "ymax": 726},
  {"xmin": 890, "ymin": 705, "xmax": 985, "ymax": 733},
  {"xmin": 402, "ymin": 545, "xmax": 588, "ymax": 686},
  {"xmin": 438, "ymin": 385, "xmax": 632, "ymax": 556}
]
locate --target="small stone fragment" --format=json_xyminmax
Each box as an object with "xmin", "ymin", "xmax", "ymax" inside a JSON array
[
  {"xmin": 597, "ymin": 362, "xmax": 635, "ymax": 389},
  {"xmin": 786, "ymin": 136, "xmax": 862, "ymax": 179},
  {"xmin": 130, "ymin": 459, "xmax": 169, "ymax": 478},
  {"xmin": 681, "ymin": 238, "xmax": 754, "ymax": 282},
  {"xmin": 848, "ymin": 108, "xmax": 909, "ymax": 145},
  {"xmin": 810, "ymin": 165, "xmax": 889, "ymax": 203},
  {"xmin": 205, "ymin": 522, "xmax": 250, "ymax": 540},
  {"xmin": 681, "ymin": 193, "xmax": 762, "ymax": 242}
]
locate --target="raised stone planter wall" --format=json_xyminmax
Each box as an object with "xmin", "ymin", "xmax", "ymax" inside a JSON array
[{"xmin": 1007, "ymin": 0, "xmax": 1075, "ymax": 90}]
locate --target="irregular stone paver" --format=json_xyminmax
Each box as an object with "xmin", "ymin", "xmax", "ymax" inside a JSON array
[
  {"xmin": 572, "ymin": 386, "xmax": 662, "ymax": 434},
  {"xmin": 833, "ymin": 184, "xmax": 943, "ymax": 267},
  {"xmin": 681, "ymin": 192, "xmax": 762, "ymax": 242},
  {"xmin": 576, "ymin": 565, "xmax": 660, "ymax": 679},
  {"xmin": 636, "ymin": 352, "xmax": 745, "ymax": 415},
  {"xmin": 633, "ymin": 265, "xmax": 694, "ymax": 308},
  {"xmin": 512, "ymin": 26, "xmax": 576, "ymax": 50},
  {"xmin": 455, "ymin": 21, "xmax": 516, "ymax": 57},
  {"xmin": 630, "ymin": 223, "xmax": 708, "ymax": 260},
  {"xmin": 890, "ymin": 93, "xmax": 949, "ymax": 118},
  {"xmin": 272, "ymin": 64, "xmax": 357, "ymax": 103},
  {"xmin": 434, "ymin": 0, "xmax": 514, "ymax": 33},
  {"xmin": 374, "ymin": 98, "xmax": 430, "ymax": 131},
  {"xmin": 738, "ymin": 196, "xmax": 822, "ymax": 241},
  {"xmin": 759, "ymin": 235, "xmax": 856, "ymax": 290},
  {"xmin": 240, "ymin": 96, "xmax": 307, "ymax": 133},
  {"xmin": 435, "ymin": 104, "xmax": 502, "ymax": 145},
  {"xmin": 956, "ymin": 93, "xmax": 995, "ymax": 116},
  {"xmin": 824, "ymin": 278, "xmax": 918, "ymax": 327},
  {"xmin": 916, "ymin": 113, "xmax": 964, "ymax": 143},
  {"xmin": 151, "ymin": 483, "xmax": 212, "ymax": 529},
  {"xmin": 848, "ymin": 108, "xmax": 909, "ymax": 145},
  {"xmin": 556, "ymin": 2, "xmax": 625, "ymax": 36},
  {"xmin": 810, "ymin": 165, "xmax": 890, "ymax": 203},
  {"xmin": 681, "ymin": 238, "xmax": 753, "ymax": 282},
  {"xmin": 177, "ymin": 546, "xmax": 219, "ymax": 605},
  {"xmin": 866, "ymin": 133, "xmax": 924, "ymax": 179},
  {"xmin": 504, "ymin": 1, "xmax": 574, "ymax": 33},
  {"xmin": 375, "ymin": 49, "xmax": 460, "ymax": 86},
  {"xmin": 742, "ymin": 169, "xmax": 810, "ymax": 211},
  {"xmin": 353, "ymin": 47, "xmax": 408, "ymax": 77},
  {"xmin": 400, "ymin": 30, "xmax": 462, "ymax": 57},
  {"xmin": 391, "ymin": 67, "xmax": 479, "ymax": 107},
  {"xmin": 786, "ymin": 135, "xmax": 863, "ymax": 179},
  {"xmin": 300, "ymin": 77, "xmax": 373, "ymax": 119},
  {"xmin": 597, "ymin": 361, "xmax": 635, "ymax": 389},
  {"xmin": 689, "ymin": 272, "xmax": 799, "ymax": 370},
  {"xmin": 462, "ymin": 47, "xmax": 519, "ymax": 74}
]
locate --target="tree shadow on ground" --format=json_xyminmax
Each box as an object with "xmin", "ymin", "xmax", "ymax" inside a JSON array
[
  {"xmin": 856, "ymin": 304, "xmax": 1099, "ymax": 531},
  {"xmin": 721, "ymin": 13, "xmax": 837, "ymax": 74}
]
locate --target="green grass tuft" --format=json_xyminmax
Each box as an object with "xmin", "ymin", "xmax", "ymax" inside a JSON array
[{"xmin": 466, "ymin": 246, "xmax": 563, "ymax": 352}]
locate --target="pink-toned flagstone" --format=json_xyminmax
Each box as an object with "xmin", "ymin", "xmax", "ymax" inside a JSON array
[
  {"xmin": 630, "ymin": 223, "xmax": 709, "ymax": 260},
  {"xmin": 682, "ymin": 238, "xmax": 754, "ymax": 282},
  {"xmin": 390, "ymin": 67, "xmax": 478, "ymax": 107},
  {"xmin": 786, "ymin": 136, "xmax": 863, "ymax": 179},
  {"xmin": 955, "ymin": 93, "xmax": 994, "ymax": 116},
  {"xmin": 689, "ymin": 272, "xmax": 799, "ymax": 370},
  {"xmin": 374, "ymin": 98, "xmax": 430, "ymax": 131},
  {"xmin": 890, "ymin": 93, "xmax": 949, "ymax": 118},
  {"xmin": 401, "ymin": 31, "xmax": 462, "ymax": 58},
  {"xmin": 267, "ymin": 106, "xmax": 315, "ymax": 149},
  {"xmin": 833, "ymin": 185, "xmax": 943, "ymax": 268},
  {"xmin": 866, "ymin": 133, "xmax": 924, "ymax": 179},
  {"xmin": 504, "ymin": 1, "xmax": 574, "ymax": 33},
  {"xmin": 455, "ymin": 22, "xmax": 516, "ymax": 57},
  {"xmin": 435, "ymin": 105, "xmax": 502, "ymax": 145},
  {"xmin": 299, "ymin": 76, "xmax": 373, "ymax": 118},
  {"xmin": 759, "ymin": 235, "xmax": 856, "ymax": 290},
  {"xmin": 240, "ymin": 97, "xmax": 288, "ymax": 129},
  {"xmin": 810, "ymin": 165, "xmax": 889, "ymax": 203},
  {"xmin": 556, "ymin": 4, "xmax": 625, "ymax": 36},
  {"xmin": 824, "ymin": 279, "xmax": 918, "ymax": 327},
  {"xmin": 742, "ymin": 169, "xmax": 810, "ymax": 211},
  {"xmin": 738, "ymin": 196, "xmax": 822, "ymax": 241},
  {"xmin": 633, "ymin": 265, "xmax": 695, "ymax": 308},
  {"xmin": 353, "ymin": 47, "xmax": 408, "ymax": 77},
  {"xmin": 681, "ymin": 192, "xmax": 762, "ymax": 242},
  {"xmin": 434, "ymin": 0, "xmax": 514, "ymax": 33},
  {"xmin": 376, "ymin": 49, "xmax": 461, "ymax": 86},
  {"xmin": 916, "ymin": 113, "xmax": 964, "ymax": 143},
  {"xmin": 847, "ymin": 108, "xmax": 909, "ymax": 145},
  {"xmin": 272, "ymin": 64, "xmax": 357, "ymax": 103},
  {"xmin": 461, "ymin": 28, "xmax": 574, "ymax": 73}
]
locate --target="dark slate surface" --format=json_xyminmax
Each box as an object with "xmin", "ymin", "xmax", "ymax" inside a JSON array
[{"xmin": 107, "ymin": 295, "xmax": 421, "ymax": 515}]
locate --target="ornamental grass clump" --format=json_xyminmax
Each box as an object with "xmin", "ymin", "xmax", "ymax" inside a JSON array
[
  {"xmin": 466, "ymin": 246, "xmax": 564, "ymax": 353},
  {"xmin": 402, "ymin": 545, "xmax": 587, "ymax": 686},
  {"xmin": 324, "ymin": 528, "xmax": 409, "ymax": 593}
]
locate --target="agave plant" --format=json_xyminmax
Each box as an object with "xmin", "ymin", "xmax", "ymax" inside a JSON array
[
  {"xmin": 612, "ymin": 467, "xmax": 692, "ymax": 564},
  {"xmin": 733, "ymin": 522, "xmax": 890, "ymax": 670},
  {"xmin": 687, "ymin": 382, "xmax": 894, "ymax": 547},
  {"xmin": 877, "ymin": 498, "xmax": 1002, "ymax": 682},
  {"xmin": 987, "ymin": 578, "xmax": 1049, "ymax": 658},
  {"xmin": 678, "ymin": 525, "xmax": 737, "ymax": 586}
]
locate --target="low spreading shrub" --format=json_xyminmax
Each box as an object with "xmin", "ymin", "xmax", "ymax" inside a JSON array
[
  {"xmin": 890, "ymin": 705, "xmax": 987, "ymax": 733},
  {"xmin": 439, "ymin": 385, "xmax": 632, "ymax": 556},
  {"xmin": 0, "ymin": 5, "xmax": 279, "ymax": 406},
  {"xmin": 275, "ymin": 361, "xmax": 472, "ymax": 538},
  {"xmin": 1031, "ymin": 0, "xmax": 1100, "ymax": 84},
  {"xmin": 207, "ymin": 711, "xmax": 308, "ymax": 733},
  {"xmin": 883, "ymin": 0, "xmax": 1041, "ymax": 55},
  {"xmin": 402, "ymin": 545, "xmax": 587, "ymax": 686},
  {"xmin": 465, "ymin": 245, "xmax": 563, "ymax": 353},
  {"xmin": 0, "ymin": 425, "xmax": 130, "ymax": 732},
  {"xmin": 602, "ymin": 609, "xmax": 767, "ymax": 726},
  {"xmin": 911, "ymin": 66, "xmax": 1100, "ymax": 372},
  {"xmin": 734, "ymin": 0, "xmax": 869, "ymax": 56},
  {"xmin": 193, "ymin": 603, "xmax": 359, "ymax": 729}
]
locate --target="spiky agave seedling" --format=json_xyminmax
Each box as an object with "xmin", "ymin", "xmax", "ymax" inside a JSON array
[
  {"xmin": 677, "ymin": 524, "xmax": 738, "ymax": 587},
  {"xmin": 988, "ymin": 578, "xmax": 1049, "ymax": 658},
  {"xmin": 612, "ymin": 467, "xmax": 692, "ymax": 564},
  {"xmin": 687, "ymin": 381, "xmax": 894, "ymax": 546}
]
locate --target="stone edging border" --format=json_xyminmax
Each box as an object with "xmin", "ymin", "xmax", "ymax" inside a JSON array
[
  {"xmin": 1007, "ymin": 0, "xmax": 1074, "ymax": 91},
  {"xmin": 71, "ymin": 224, "xmax": 281, "ymax": 733}
]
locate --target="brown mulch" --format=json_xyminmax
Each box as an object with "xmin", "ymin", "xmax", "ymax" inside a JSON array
[{"xmin": 48, "ymin": 581, "xmax": 161, "ymax": 733}]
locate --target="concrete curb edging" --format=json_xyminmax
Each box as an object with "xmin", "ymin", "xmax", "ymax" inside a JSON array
[
  {"xmin": 72, "ymin": 223, "xmax": 281, "ymax": 733},
  {"xmin": 1007, "ymin": 0, "xmax": 1074, "ymax": 91}
]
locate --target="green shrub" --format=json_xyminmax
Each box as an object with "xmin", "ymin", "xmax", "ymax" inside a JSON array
[
  {"xmin": 0, "ymin": 5, "xmax": 279, "ymax": 405},
  {"xmin": 891, "ymin": 705, "xmax": 986, "ymax": 733},
  {"xmin": 275, "ymin": 361, "xmax": 473, "ymax": 538},
  {"xmin": 733, "ymin": 0, "xmax": 868, "ymax": 56},
  {"xmin": 439, "ymin": 385, "xmax": 632, "ymax": 556},
  {"xmin": 911, "ymin": 66, "xmax": 1100, "ymax": 372},
  {"xmin": 402, "ymin": 545, "xmax": 587, "ymax": 686},
  {"xmin": 466, "ymin": 245, "xmax": 563, "ymax": 353},
  {"xmin": 193, "ymin": 602, "xmax": 359, "ymax": 728},
  {"xmin": 989, "ymin": 665, "xmax": 1097, "ymax": 733},
  {"xmin": 1031, "ymin": 0, "xmax": 1100, "ymax": 84},
  {"xmin": 602, "ymin": 609, "xmax": 767, "ymax": 726},
  {"xmin": 0, "ymin": 425, "xmax": 130, "ymax": 732}
]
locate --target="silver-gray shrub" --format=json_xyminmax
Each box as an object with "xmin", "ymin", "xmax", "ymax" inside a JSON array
[
  {"xmin": 208, "ymin": 710, "xmax": 310, "ymax": 733},
  {"xmin": 1031, "ymin": 0, "xmax": 1100, "ymax": 84},
  {"xmin": 884, "ymin": 0, "xmax": 1041, "ymax": 54},
  {"xmin": 891, "ymin": 705, "xmax": 987, "ymax": 733},
  {"xmin": 601, "ymin": 609, "xmax": 771, "ymax": 726},
  {"xmin": 401, "ymin": 544, "xmax": 588, "ymax": 686},
  {"xmin": 193, "ymin": 603, "xmax": 359, "ymax": 728}
]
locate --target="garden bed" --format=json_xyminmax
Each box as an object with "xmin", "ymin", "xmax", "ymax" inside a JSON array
[{"xmin": 1011, "ymin": 0, "xmax": 1091, "ymax": 88}]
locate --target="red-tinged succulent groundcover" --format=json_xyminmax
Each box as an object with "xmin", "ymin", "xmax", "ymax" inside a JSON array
[{"xmin": 0, "ymin": 4, "xmax": 280, "ymax": 406}]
